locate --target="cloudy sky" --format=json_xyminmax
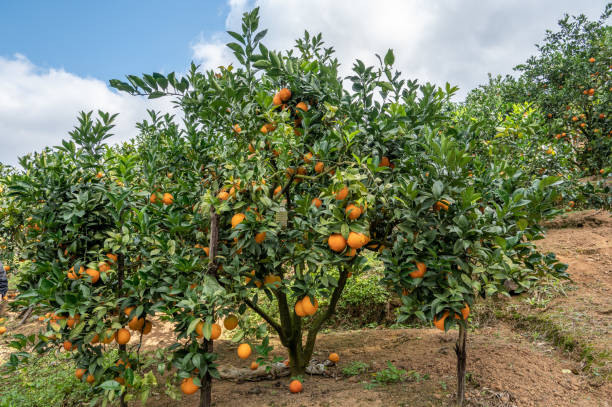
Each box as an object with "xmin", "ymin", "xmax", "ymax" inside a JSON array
[{"xmin": 0, "ymin": 0, "xmax": 606, "ymax": 167}]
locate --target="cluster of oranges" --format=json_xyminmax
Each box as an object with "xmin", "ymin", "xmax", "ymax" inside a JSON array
[
  {"xmin": 433, "ymin": 303, "xmax": 470, "ymax": 330},
  {"xmin": 66, "ymin": 253, "xmax": 116, "ymax": 283},
  {"xmin": 149, "ymin": 191, "xmax": 174, "ymax": 205}
]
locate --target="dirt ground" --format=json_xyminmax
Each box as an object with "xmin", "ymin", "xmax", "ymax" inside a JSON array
[{"xmin": 1, "ymin": 210, "xmax": 610, "ymax": 407}]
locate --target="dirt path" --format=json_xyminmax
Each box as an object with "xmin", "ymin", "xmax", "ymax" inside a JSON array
[{"xmin": 1, "ymin": 210, "xmax": 610, "ymax": 406}]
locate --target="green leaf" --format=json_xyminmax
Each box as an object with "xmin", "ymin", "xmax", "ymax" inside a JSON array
[
  {"xmin": 187, "ymin": 318, "xmax": 201, "ymax": 336},
  {"xmin": 384, "ymin": 49, "xmax": 395, "ymax": 66},
  {"xmin": 432, "ymin": 181, "xmax": 443, "ymax": 198},
  {"xmin": 226, "ymin": 42, "xmax": 244, "ymax": 56}
]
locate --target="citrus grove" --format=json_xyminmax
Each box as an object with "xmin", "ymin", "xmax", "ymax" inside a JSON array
[{"xmin": 3, "ymin": 6, "xmax": 610, "ymax": 407}]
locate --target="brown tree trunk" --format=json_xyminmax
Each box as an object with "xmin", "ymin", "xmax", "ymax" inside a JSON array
[
  {"xmin": 200, "ymin": 207, "xmax": 219, "ymax": 407},
  {"xmin": 199, "ymin": 339, "xmax": 213, "ymax": 407},
  {"xmin": 455, "ymin": 322, "xmax": 467, "ymax": 406},
  {"xmin": 117, "ymin": 254, "xmax": 127, "ymax": 407}
]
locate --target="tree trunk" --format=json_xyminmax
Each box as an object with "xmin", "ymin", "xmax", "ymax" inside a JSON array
[
  {"xmin": 117, "ymin": 254, "xmax": 127, "ymax": 407},
  {"xmin": 287, "ymin": 334, "xmax": 307, "ymax": 376},
  {"xmin": 19, "ymin": 306, "xmax": 33, "ymax": 325},
  {"xmin": 199, "ymin": 207, "xmax": 219, "ymax": 407},
  {"xmin": 200, "ymin": 339, "xmax": 213, "ymax": 407},
  {"xmin": 455, "ymin": 322, "xmax": 467, "ymax": 406}
]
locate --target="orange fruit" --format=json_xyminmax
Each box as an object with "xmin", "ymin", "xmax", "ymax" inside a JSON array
[
  {"xmin": 0, "ymin": 326, "xmax": 6, "ymax": 335},
  {"xmin": 379, "ymin": 156, "xmax": 390, "ymax": 167},
  {"xmin": 98, "ymin": 262, "xmax": 111, "ymax": 272},
  {"xmin": 116, "ymin": 328, "xmax": 131, "ymax": 345},
  {"xmin": 95, "ymin": 172, "xmax": 104, "ymax": 179},
  {"xmin": 294, "ymin": 300, "xmax": 306, "ymax": 317},
  {"xmin": 102, "ymin": 330, "xmax": 116, "ymax": 344},
  {"xmin": 250, "ymin": 361, "xmax": 259, "ymax": 370},
  {"xmin": 231, "ymin": 213, "xmax": 246, "ymax": 228},
  {"xmin": 311, "ymin": 197, "xmax": 322, "ymax": 208},
  {"xmin": 345, "ymin": 204, "xmax": 362, "ymax": 220},
  {"xmin": 274, "ymin": 185, "xmax": 282, "ymax": 196},
  {"xmin": 75, "ymin": 368, "xmax": 86, "ymax": 380},
  {"xmin": 433, "ymin": 311, "xmax": 449, "ymax": 331},
  {"xmin": 410, "ymin": 262, "xmax": 426, "ymax": 278},
  {"xmin": 128, "ymin": 317, "xmax": 145, "ymax": 331},
  {"xmin": 90, "ymin": 333, "xmax": 100, "ymax": 344},
  {"xmin": 328, "ymin": 234, "xmax": 347, "ymax": 252},
  {"xmin": 335, "ymin": 186, "xmax": 349, "ymax": 200},
  {"xmin": 66, "ymin": 314, "xmax": 80, "ymax": 328},
  {"xmin": 289, "ymin": 379, "xmax": 303, "ymax": 393},
  {"xmin": 301, "ymin": 296, "xmax": 317, "ymax": 316},
  {"xmin": 572, "ymin": 116, "xmax": 578, "ymax": 121},
  {"xmin": 303, "ymin": 152, "xmax": 313, "ymax": 163},
  {"xmin": 314, "ymin": 162, "xmax": 324, "ymax": 173},
  {"xmin": 162, "ymin": 193, "xmax": 174, "ymax": 205},
  {"xmin": 63, "ymin": 340, "xmax": 73, "ymax": 351},
  {"xmin": 296, "ymin": 102, "xmax": 308, "ymax": 112},
  {"xmin": 599, "ymin": 113, "xmax": 606, "ymax": 119},
  {"xmin": 273, "ymin": 93, "xmax": 282, "ymax": 105},
  {"xmin": 328, "ymin": 353, "xmax": 339, "ymax": 363},
  {"xmin": 106, "ymin": 253, "xmax": 118, "ymax": 263},
  {"xmin": 255, "ymin": 231, "xmax": 266, "ymax": 244},
  {"xmin": 195, "ymin": 321, "xmax": 205, "ymax": 337},
  {"xmin": 217, "ymin": 191, "xmax": 230, "ymax": 200},
  {"xmin": 278, "ymin": 88, "xmax": 292, "ymax": 102},
  {"xmin": 589, "ymin": 57, "xmax": 595, "ymax": 63},
  {"xmin": 233, "ymin": 124, "xmax": 241, "ymax": 133},
  {"xmin": 237, "ymin": 343, "xmax": 252, "ymax": 359},
  {"xmin": 347, "ymin": 232, "xmax": 368, "ymax": 249},
  {"xmin": 86, "ymin": 374, "xmax": 95, "ymax": 384},
  {"xmin": 588, "ymin": 88, "xmax": 595, "ymax": 95},
  {"xmin": 149, "ymin": 193, "xmax": 157, "ymax": 204},
  {"xmin": 180, "ymin": 377, "xmax": 200, "ymax": 395},
  {"xmin": 211, "ymin": 323, "xmax": 222, "ymax": 340},
  {"xmin": 224, "ymin": 315, "xmax": 239, "ymax": 330},
  {"xmin": 455, "ymin": 303, "xmax": 470, "ymax": 320},
  {"xmin": 141, "ymin": 321, "xmax": 152, "ymax": 335},
  {"xmin": 345, "ymin": 247, "xmax": 357, "ymax": 257},
  {"xmin": 85, "ymin": 268, "xmax": 100, "ymax": 283}
]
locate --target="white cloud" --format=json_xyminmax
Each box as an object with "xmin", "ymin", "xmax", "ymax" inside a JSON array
[
  {"xmin": 0, "ymin": 54, "xmax": 174, "ymax": 167},
  {"xmin": 191, "ymin": 34, "xmax": 234, "ymax": 72},
  {"xmin": 192, "ymin": 0, "xmax": 605, "ymax": 98}
]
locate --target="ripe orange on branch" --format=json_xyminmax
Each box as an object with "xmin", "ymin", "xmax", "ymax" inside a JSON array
[
  {"xmin": 433, "ymin": 311, "xmax": 450, "ymax": 331},
  {"xmin": 410, "ymin": 262, "xmax": 427, "ymax": 278},
  {"xmin": 328, "ymin": 234, "xmax": 347, "ymax": 252},
  {"xmin": 180, "ymin": 377, "xmax": 200, "ymax": 395},
  {"xmin": 231, "ymin": 213, "xmax": 246, "ymax": 228},
  {"xmin": 347, "ymin": 232, "xmax": 368, "ymax": 249}
]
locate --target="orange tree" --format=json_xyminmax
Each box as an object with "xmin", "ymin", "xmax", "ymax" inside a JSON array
[
  {"xmin": 4, "ymin": 108, "xmax": 241, "ymax": 407},
  {"xmin": 473, "ymin": 6, "xmax": 612, "ymax": 174},
  {"xmin": 109, "ymin": 7, "xmax": 568, "ymax": 405}
]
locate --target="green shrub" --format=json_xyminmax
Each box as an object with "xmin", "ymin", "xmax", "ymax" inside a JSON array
[
  {"xmin": 0, "ymin": 352, "xmax": 90, "ymax": 407},
  {"xmin": 342, "ymin": 360, "xmax": 369, "ymax": 376}
]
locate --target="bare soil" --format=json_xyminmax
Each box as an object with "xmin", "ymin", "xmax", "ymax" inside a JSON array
[{"xmin": 1, "ymin": 210, "xmax": 610, "ymax": 407}]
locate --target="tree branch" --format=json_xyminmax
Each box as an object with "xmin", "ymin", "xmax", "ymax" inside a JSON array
[{"xmin": 304, "ymin": 265, "xmax": 350, "ymax": 360}]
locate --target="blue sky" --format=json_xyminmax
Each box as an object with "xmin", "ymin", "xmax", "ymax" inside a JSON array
[
  {"xmin": 0, "ymin": 0, "xmax": 227, "ymax": 81},
  {"xmin": 0, "ymin": 0, "xmax": 606, "ymax": 166}
]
